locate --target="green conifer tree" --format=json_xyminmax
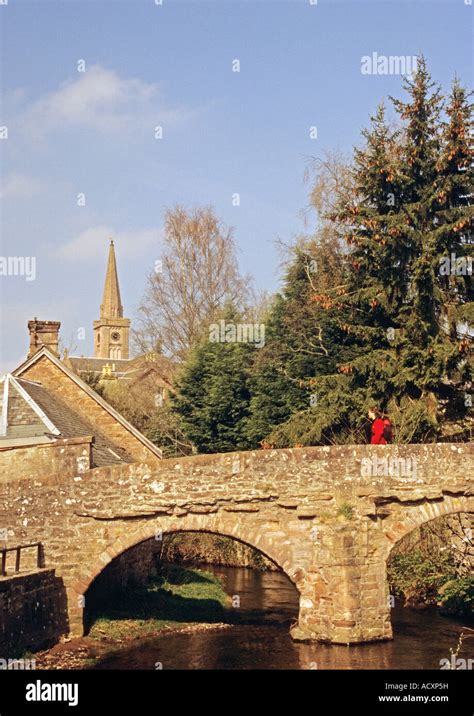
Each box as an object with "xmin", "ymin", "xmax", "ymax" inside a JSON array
[
  {"xmin": 267, "ymin": 60, "xmax": 473, "ymax": 445},
  {"xmin": 172, "ymin": 307, "xmax": 256, "ymax": 453}
]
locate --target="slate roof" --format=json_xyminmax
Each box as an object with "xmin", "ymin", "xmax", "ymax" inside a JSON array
[
  {"xmin": 0, "ymin": 375, "xmax": 134, "ymax": 467},
  {"xmin": 1, "ymin": 379, "xmax": 45, "ymax": 438}
]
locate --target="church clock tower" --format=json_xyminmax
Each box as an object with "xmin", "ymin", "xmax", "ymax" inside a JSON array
[{"xmin": 93, "ymin": 240, "xmax": 130, "ymax": 359}]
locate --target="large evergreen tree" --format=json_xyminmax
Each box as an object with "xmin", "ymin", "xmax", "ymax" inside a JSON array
[
  {"xmin": 267, "ymin": 59, "xmax": 473, "ymax": 446},
  {"xmin": 388, "ymin": 60, "xmax": 473, "ymax": 433},
  {"xmin": 173, "ymin": 61, "xmax": 473, "ymax": 453}
]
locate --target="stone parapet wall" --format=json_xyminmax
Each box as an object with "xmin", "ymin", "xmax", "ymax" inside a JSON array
[
  {"xmin": 0, "ymin": 443, "xmax": 472, "ymax": 645},
  {"xmin": 0, "ymin": 437, "xmax": 91, "ymax": 484},
  {"xmin": 0, "ymin": 570, "xmax": 68, "ymax": 656}
]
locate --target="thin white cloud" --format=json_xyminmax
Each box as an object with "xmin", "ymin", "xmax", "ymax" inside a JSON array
[
  {"xmin": 59, "ymin": 225, "xmax": 159, "ymax": 261},
  {"xmin": 0, "ymin": 173, "xmax": 43, "ymax": 200},
  {"xmin": 19, "ymin": 64, "xmax": 186, "ymax": 138}
]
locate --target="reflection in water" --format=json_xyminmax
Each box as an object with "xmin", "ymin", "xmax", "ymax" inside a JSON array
[{"xmin": 94, "ymin": 565, "xmax": 474, "ymax": 670}]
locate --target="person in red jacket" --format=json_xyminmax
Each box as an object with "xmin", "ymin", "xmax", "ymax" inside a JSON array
[{"xmin": 368, "ymin": 408, "xmax": 392, "ymax": 444}]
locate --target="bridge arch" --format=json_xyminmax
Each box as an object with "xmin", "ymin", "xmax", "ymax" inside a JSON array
[
  {"xmin": 378, "ymin": 497, "xmax": 474, "ymax": 630},
  {"xmin": 381, "ymin": 494, "xmax": 474, "ymax": 561},
  {"xmin": 68, "ymin": 514, "xmax": 304, "ymax": 637},
  {"xmin": 4, "ymin": 442, "xmax": 471, "ymax": 645}
]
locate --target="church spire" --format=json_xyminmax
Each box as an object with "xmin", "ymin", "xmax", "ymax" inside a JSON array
[
  {"xmin": 93, "ymin": 240, "xmax": 130, "ymax": 360},
  {"xmin": 100, "ymin": 239, "xmax": 123, "ymax": 319}
]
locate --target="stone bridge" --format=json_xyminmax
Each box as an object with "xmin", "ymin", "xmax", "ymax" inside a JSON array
[{"xmin": 1, "ymin": 443, "xmax": 473, "ymax": 645}]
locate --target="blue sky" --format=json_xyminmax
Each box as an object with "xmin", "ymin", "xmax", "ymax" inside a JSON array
[{"xmin": 0, "ymin": 0, "xmax": 472, "ymax": 371}]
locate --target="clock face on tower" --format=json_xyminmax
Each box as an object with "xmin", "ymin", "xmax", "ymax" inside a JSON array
[{"xmin": 111, "ymin": 331, "xmax": 121, "ymax": 342}]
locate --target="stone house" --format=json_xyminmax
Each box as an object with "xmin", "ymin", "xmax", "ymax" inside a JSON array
[{"xmin": 0, "ymin": 344, "xmax": 162, "ymax": 483}]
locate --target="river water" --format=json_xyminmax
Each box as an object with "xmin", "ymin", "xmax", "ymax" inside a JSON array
[{"xmin": 93, "ymin": 565, "xmax": 474, "ymax": 670}]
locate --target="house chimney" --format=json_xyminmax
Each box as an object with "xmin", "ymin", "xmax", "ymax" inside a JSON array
[{"xmin": 27, "ymin": 319, "xmax": 61, "ymax": 358}]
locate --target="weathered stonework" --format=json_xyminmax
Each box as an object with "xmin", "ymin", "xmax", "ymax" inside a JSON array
[
  {"xmin": 0, "ymin": 570, "xmax": 68, "ymax": 656},
  {"xmin": 0, "ymin": 436, "xmax": 91, "ymax": 484},
  {"xmin": 0, "ymin": 443, "xmax": 472, "ymax": 646}
]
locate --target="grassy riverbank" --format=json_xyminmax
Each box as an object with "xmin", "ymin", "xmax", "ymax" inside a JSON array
[
  {"xmin": 87, "ymin": 564, "xmax": 230, "ymax": 641},
  {"xmin": 33, "ymin": 565, "xmax": 231, "ymax": 669}
]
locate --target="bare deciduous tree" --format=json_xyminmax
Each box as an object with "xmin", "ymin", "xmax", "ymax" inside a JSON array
[
  {"xmin": 304, "ymin": 149, "xmax": 355, "ymax": 224},
  {"xmin": 134, "ymin": 206, "xmax": 250, "ymax": 360}
]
